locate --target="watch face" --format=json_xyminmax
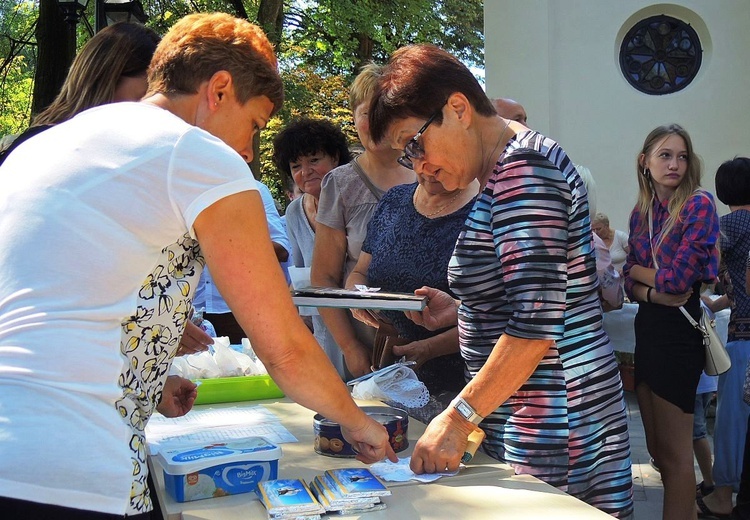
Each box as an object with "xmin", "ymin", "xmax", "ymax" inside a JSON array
[{"xmin": 455, "ymin": 400, "xmax": 472, "ymax": 418}]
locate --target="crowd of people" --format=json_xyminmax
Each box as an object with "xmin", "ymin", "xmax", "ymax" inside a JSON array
[{"xmin": 1, "ymin": 11, "xmax": 749, "ymax": 520}]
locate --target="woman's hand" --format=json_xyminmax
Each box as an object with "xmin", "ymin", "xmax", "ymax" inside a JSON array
[
  {"xmin": 343, "ymin": 342, "xmax": 373, "ymax": 377},
  {"xmin": 410, "ymin": 408, "xmax": 475, "ymax": 473},
  {"xmin": 156, "ymin": 375, "xmax": 198, "ymax": 418},
  {"xmin": 700, "ymin": 294, "xmax": 716, "ymax": 312},
  {"xmin": 341, "ymin": 416, "xmax": 399, "ymax": 464},
  {"xmin": 176, "ymin": 321, "xmax": 213, "ymax": 356},
  {"xmin": 652, "ymin": 288, "xmax": 692, "ymax": 307},
  {"xmin": 392, "ymin": 338, "xmax": 433, "ymax": 368},
  {"xmin": 404, "ymin": 286, "xmax": 458, "ymax": 331}
]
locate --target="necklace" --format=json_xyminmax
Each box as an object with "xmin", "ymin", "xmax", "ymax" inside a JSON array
[
  {"xmin": 415, "ymin": 186, "xmax": 464, "ymax": 218},
  {"xmin": 478, "ymin": 117, "xmax": 512, "ymax": 186}
]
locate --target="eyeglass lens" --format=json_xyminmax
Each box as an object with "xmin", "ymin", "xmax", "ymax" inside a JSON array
[{"xmin": 398, "ymin": 110, "xmax": 440, "ymax": 170}]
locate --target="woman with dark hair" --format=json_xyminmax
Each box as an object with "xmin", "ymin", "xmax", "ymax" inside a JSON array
[
  {"xmin": 699, "ymin": 157, "xmax": 750, "ymax": 518},
  {"xmin": 0, "ymin": 13, "xmax": 395, "ymax": 519},
  {"xmin": 273, "ymin": 117, "xmax": 352, "ymax": 377},
  {"xmin": 624, "ymin": 124, "xmax": 720, "ymax": 519},
  {"xmin": 368, "ymin": 43, "xmax": 633, "ymax": 517},
  {"xmin": 0, "ymin": 22, "xmax": 161, "ymax": 165}
]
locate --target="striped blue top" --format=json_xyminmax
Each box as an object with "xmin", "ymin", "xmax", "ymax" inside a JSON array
[{"xmin": 449, "ymin": 130, "xmax": 633, "ymax": 517}]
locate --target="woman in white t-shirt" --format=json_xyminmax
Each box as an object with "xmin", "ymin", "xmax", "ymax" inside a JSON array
[
  {"xmin": 0, "ymin": 13, "xmax": 395, "ymax": 520},
  {"xmin": 593, "ymin": 212, "xmax": 630, "ymax": 274}
]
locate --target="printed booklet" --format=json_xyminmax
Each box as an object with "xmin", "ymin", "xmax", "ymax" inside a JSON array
[
  {"xmin": 256, "ymin": 478, "xmax": 325, "ymax": 518},
  {"xmin": 323, "ymin": 468, "xmax": 392, "ymax": 499},
  {"xmin": 291, "ymin": 286, "xmax": 427, "ymax": 312}
]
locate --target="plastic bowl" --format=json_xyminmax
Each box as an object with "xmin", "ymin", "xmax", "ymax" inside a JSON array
[{"xmin": 193, "ymin": 375, "xmax": 284, "ymax": 405}]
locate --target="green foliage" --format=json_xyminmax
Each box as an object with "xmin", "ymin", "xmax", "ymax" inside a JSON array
[
  {"xmin": 0, "ymin": 58, "xmax": 32, "ymax": 135},
  {"xmin": 144, "ymin": 0, "xmax": 260, "ymax": 35},
  {"xmin": 0, "ymin": 0, "xmax": 37, "ymax": 136},
  {"xmin": 282, "ymin": 0, "xmax": 484, "ymax": 77},
  {"xmin": 0, "ymin": 0, "xmax": 484, "ymax": 209}
]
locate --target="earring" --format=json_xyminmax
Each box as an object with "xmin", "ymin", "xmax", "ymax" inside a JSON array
[{"xmin": 643, "ymin": 168, "xmax": 651, "ymax": 177}]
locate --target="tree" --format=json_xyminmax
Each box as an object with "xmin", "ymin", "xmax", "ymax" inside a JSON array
[
  {"xmin": 0, "ymin": 0, "xmax": 484, "ymax": 204},
  {"xmin": 282, "ymin": 0, "xmax": 484, "ymax": 77},
  {"xmin": 31, "ymin": 0, "xmax": 75, "ymax": 116},
  {"xmin": 249, "ymin": 0, "xmax": 282, "ymax": 180},
  {"xmin": 0, "ymin": 0, "xmax": 36, "ymax": 135}
]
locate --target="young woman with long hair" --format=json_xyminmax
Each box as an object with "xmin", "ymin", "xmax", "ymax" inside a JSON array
[{"xmin": 624, "ymin": 124, "xmax": 720, "ymax": 519}]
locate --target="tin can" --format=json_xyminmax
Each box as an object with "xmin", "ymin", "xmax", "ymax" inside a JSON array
[{"xmin": 313, "ymin": 406, "xmax": 409, "ymax": 457}]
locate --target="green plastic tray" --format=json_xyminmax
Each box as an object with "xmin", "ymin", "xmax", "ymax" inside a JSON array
[{"xmin": 193, "ymin": 374, "xmax": 284, "ymax": 405}]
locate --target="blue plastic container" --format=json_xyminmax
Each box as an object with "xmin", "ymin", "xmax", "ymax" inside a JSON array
[{"xmin": 155, "ymin": 437, "xmax": 281, "ymax": 502}]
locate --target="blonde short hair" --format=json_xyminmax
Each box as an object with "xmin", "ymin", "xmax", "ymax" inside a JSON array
[{"xmin": 349, "ymin": 62, "xmax": 383, "ymax": 111}]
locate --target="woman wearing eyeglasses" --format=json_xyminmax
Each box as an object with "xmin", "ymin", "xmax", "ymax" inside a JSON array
[
  {"xmin": 368, "ymin": 44, "xmax": 633, "ymax": 518},
  {"xmin": 311, "ymin": 63, "xmax": 415, "ymax": 379}
]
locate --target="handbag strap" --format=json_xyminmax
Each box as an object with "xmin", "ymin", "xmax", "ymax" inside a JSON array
[
  {"xmin": 679, "ymin": 305, "xmax": 702, "ymax": 331},
  {"xmin": 351, "ymin": 156, "xmax": 384, "ymax": 201},
  {"xmin": 647, "ymin": 202, "xmax": 660, "ymax": 269}
]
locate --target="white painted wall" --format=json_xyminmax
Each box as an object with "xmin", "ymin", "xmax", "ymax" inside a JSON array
[{"xmin": 484, "ymin": 0, "xmax": 750, "ymax": 231}]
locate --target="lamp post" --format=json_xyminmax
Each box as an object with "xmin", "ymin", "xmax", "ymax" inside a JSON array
[
  {"xmin": 95, "ymin": 0, "xmax": 149, "ymax": 33},
  {"xmin": 56, "ymin": 0, "xmax": 90, "ymax": 25}
]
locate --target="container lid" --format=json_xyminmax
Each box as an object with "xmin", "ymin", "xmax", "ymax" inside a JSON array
[
  {"xmin": 314, "ymin": 405, "xmax": 407, "ymax": 426},
  {"xmin": 155, "ymin": 437, "xmax": 282, "ymax": 475}
]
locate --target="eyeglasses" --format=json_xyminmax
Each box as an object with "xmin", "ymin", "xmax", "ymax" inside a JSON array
[{"xmin": 397, "ymin": 108, "xmax": 442, "ymax": 170}]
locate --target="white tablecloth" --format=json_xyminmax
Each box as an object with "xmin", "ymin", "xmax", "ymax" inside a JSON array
[{"xmin": 602, "ymin": 302, "xmax": 730, "ymax": 354}]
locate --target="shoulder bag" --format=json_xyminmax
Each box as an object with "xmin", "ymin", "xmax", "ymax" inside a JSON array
[{"xmin": 679, "ymin": 305, "xmax": 731, "ymax": 376}]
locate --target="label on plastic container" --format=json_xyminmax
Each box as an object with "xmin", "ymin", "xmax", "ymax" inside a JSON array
[
  {"xmin": 169, "ymin": 460, "xmax": 277, "ymax": 501},
  {"xmin": 156, "ymin": 437, "xmax": 282, "ymax": 502}
]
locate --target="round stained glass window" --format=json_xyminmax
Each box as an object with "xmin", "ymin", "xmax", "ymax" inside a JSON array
[{"xmin": 619, "ymin": 15, "xmax": 702, "ymax": 95}]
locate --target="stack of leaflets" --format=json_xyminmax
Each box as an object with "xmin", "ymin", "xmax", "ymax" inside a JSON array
[
  {"xmin": 310, "ymin": 468, "xmax": 391, "ymax": 515},
  {"xmin": 256, "ymin": 479, "xmax": 326, "ymax": 520}
]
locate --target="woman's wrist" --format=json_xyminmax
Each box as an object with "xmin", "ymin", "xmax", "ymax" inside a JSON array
[{"xmin": 430, "ymin": 327, "xmax": 460, "ymax": 357}]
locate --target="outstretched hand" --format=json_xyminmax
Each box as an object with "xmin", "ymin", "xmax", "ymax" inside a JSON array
[
  {"xmin": 341, "ymin": 416, "xmax": 399, "ymax": 464},
  {"xmin": 410, "ymin": 408, "xmax": 475, "ymax": 474},
  {"xmin": 392, "ymin": 339, "xmax": 432, "ymax": 368},
  {"xmin": 404, "ymin": 286, "xmax": 458, "ymax": 331}
]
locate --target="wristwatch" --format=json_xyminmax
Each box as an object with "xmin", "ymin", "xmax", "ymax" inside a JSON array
[{"xmin": 451, "ymin": 396, "xmax": 484, "ymax": 425}]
